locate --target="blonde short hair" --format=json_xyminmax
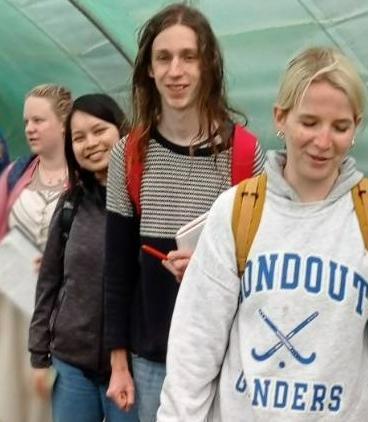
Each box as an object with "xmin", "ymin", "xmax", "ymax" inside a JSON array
[
  {"xmin": 276, "ymin": 47, "xmax": 366, "ymax": 123},
  {"xmin": 26, "ymin": 84, "xmax": 72, "ymax": 124}
]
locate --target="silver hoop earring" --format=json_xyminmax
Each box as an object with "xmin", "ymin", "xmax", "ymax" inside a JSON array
[
  {"xmin": 351, "ymin": 137, "xmax": 356, "ymax": 147},
  {"xmin": 276, "ymin": 130, "xmax": 285, "ymax": 140}
]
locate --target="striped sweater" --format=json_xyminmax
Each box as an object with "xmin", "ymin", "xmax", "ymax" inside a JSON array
[{"xmin": 104, "ymin": 126, "xmax": 265, "ymax": 362}]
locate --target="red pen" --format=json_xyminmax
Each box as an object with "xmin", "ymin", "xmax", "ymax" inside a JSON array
[{"xmin": 142, "ymin": 244, "xmax": 168, "ymax": 261}]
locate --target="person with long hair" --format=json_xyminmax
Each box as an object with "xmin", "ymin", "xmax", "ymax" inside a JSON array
[
  {"xmin": 0, "ymin": 83, "xmax": 72, "ymax": 422},
  {"xmin": 104, "ymin": 4, "xmax": 265, "ymax": 421},
  {"xmin": 157, "ymin": 46, "xmax": 368, "ymax": 421},
  {"xmin": 28, "ymin": 94, "xmax": 138, "ymax": 422}
]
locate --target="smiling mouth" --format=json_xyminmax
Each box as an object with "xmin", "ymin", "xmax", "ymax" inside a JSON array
[
  {"xmin": 167, "ymin": 84, "xmax": 188, "ymax": 92},
  {"xmin": 87, "ymin": 151, "xmax": 106, "ymax": 159},
  {"xmin": 308, "ymin": 154, "xmax": 331, "ymax": 162}
]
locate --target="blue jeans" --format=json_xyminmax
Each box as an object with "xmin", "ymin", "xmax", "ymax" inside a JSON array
[
  {"xmin": 52, "ymin": 357, "xmax": 138, "ymax": 422},
  {"xmin": 132, "ymin": 355, "xmax": 166, "ymax": 422}
]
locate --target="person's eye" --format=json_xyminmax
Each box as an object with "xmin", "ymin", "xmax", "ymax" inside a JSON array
[
  {"xmin": 157, "ymin": 55, "xmax": 169, "ymax": 62},
  {"xmin": 72, "ymin": 136, "xmax": 84, "ymax": 143},
  {"xmin": 184, "ymin": 53, "xmax": 197, "ymax": 61},
  {"xmin": 301, "ymin": 121, "xmax": 316, "ymax": 128},
  {"xmin": 94, "ymin": 127, "xmax": 106, "ymax": 135},
  {"xmin": 334, "ymin": 125, "xmax": 350, "ymax": 133}
]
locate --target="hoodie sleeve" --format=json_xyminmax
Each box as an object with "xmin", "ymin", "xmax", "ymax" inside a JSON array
[
  {"xmin": 157, "ymin": 187, "xmax": 240, "ymax": 421},
  {"xmin": 28, "ymin": 198, "xmax": 65, "ymax": 368}
]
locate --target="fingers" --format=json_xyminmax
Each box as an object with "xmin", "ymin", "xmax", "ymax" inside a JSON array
[
  {"xmin": 162, "ymin": 258, "xmax": 189, "ymax": 283},
  {"xmin": 107, "ymin": 387, "xmax": 135, "ymax": 411},
  {"xmin": 167, "ymin": 249, "xmax": 192, "ymax": 260},
  {"xmin": 106, "ymin": 370, "xmax": 135, "ymax": 411},
  {"xmin": 162, "ymin": 260, "xmax": 179, "ymax": 278},
  {"xmin": 124, "ymin": 383, "xmax": 135, "ymax": 410},
  {"xmin": 33, "ymin": 255, "xmax": 43, "ymax": 273},
  {"xmin": 32, "ymin": 368, "xmax": 51, "ymax": 399},
  {"xmin": 106, "ymin": 386, "xmax": 126, "ymax": 410}
]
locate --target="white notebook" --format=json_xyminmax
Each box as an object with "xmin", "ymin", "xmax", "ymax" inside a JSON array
[
  {"xmin": 0, "ymin": 227, "xmax": 41, "ymax": 316},
  {"xmin": 175, "ymin": 211, "xmax": 209, "ymax": 251}
]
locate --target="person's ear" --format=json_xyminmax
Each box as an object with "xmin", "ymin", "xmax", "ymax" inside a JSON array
[
  {"xmin": 148, "ymin": 65, "xmax": 154, "ymax": 78},
  {"xmin": 355, "ymin": 116, "xmax": 362, "ymax": 127},
  {"xmin": 273, "ymin": 106, "xmax": 287, "ymax": 133}
]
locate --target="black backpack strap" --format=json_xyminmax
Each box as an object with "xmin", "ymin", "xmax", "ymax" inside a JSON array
[
  {"xmin": 60, "ymin": 186, "xmax": 83, "ymax": 244},
  {"xmin": 49, "ymin": 186, "xmax": 83, "ymax": 340}
]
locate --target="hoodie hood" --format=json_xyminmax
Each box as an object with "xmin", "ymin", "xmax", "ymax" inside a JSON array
[{"xmin": 265, "ymin": 150, "xmax": 363, "ymax": 203}]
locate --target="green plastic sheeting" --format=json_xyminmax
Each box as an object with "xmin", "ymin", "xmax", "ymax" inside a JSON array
[{"xmin": 1, "ymin": 0, "xmax": 368, "ymax": 169}]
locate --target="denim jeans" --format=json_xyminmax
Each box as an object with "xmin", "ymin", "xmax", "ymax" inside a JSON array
[
  {"xmin": 52, "ymin": 357, "xmax": 138, "ymax": 422},
  {"xmin": 132, "ymin": 355, "xmax": 166, "ymax": 422}
]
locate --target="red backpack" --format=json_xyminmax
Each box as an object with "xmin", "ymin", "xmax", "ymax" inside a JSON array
[{"xmin": 125, "ymin": 124, "xmax": 258, "ymax": 215}]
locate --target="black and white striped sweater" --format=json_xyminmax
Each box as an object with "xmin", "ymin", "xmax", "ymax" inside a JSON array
[{"xmin": 104, "ymin": 127, "xmax": 265, "ymax": 362}]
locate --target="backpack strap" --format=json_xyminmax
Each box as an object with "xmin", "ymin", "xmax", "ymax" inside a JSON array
[
  {"xmin": 60, "ymin": 186, "xmax": 83, "ymax": 243},
  {"xmin": 125, "ymin": 131, "xmax": 144, "ymax": 215},
  {"xmin": 125, "ymin": 124, "xmax": 258, "ymax": 215},
  {"xmin": 231, "ymin": 124, "xmax": 258, "ymax": 185},
  {"xmin": 232, "ymin": 173, "xmax": 267, "ymax": 277},
  {"xmin": 352, "ymin": 177, "xmax": 368, "ymax": 250}
]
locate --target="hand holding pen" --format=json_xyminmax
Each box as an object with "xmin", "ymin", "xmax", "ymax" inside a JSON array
[{"xmin": 141, "ymin": 245, "xmax": 192, "ymax": 283}]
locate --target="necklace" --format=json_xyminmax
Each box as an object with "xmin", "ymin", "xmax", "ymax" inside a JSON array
[{"xmin": 37, "ymin": 164, "xmax": 67, "ymax": 187}]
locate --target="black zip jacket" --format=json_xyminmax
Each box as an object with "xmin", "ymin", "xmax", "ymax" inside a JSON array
[{"xmin": 28, "ymin": 186, "xmax": 110, "ymax": 379}]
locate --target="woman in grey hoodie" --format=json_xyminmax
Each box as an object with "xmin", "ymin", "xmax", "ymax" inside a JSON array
[{"xmin": 157, "ymin": 47, "xmax": 368, "ymax": 421}]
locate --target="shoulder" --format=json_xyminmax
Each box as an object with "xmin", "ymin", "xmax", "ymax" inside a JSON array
[
  {"xmin": 206, "ymin": 186, "xmax": 237, "ymax": 229},
  {"xmin": 108, "ymin": 137, "xmax": 129, "ymax": 182},
  {"xmin": 111, "ymin": 136, "xmax": 127, "ymax": 160},
  {"xmin": 7, "ymin": 155, "xmax": 37, "ymax": 191},
  {"xmin": 231, "ymin": 123, "xmax": 262, "ymax": 155}
]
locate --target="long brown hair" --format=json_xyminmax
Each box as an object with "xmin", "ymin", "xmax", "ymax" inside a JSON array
[{"xmin": 130, "ymin": 3, "xmax": 244, "ymax": 167}]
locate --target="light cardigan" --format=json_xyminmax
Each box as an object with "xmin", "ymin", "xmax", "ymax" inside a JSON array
[{"xmin": 0, "ymin": 157, "xmax": 39, "ymax": 240}]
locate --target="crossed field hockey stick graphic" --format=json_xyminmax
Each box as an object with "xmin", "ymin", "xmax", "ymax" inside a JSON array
[{"xmin": 251, "ymin": 309, "xmax": 319, "ymax": 365}]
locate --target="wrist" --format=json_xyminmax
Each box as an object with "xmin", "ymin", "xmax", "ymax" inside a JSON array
[{"xmin": 110, "ymin": 349, "xmax": 130, "ymax": 371}]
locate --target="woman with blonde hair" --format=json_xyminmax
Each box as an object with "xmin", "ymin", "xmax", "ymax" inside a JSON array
[
  {"xmin": 0, "ymin": 83, "xmax": 72, "ymax": 422},
  {"xmin": 158, "ymin": 47, "xmax": 368, "ymax": 421}
]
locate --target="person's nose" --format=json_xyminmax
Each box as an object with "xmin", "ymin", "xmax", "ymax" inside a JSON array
[
  {"xmin": 86, "ymin": 133, "xmax": 99, "ymax": 148},
  {"xmin": 25, "ymin": 121, "xmax": 35, "ymax": 134},
  {"xmin": 168, "ymin": 56, "xmax": 184, "ymax": 77},
  {"xmin": 314, "ymin": 127, "xmax": 332, "ymax": 151}
]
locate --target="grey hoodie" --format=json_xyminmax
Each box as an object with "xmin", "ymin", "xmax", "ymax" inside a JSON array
[{"xmin": 158, "ymin": 150, "xmax": 368, "ymax": 421}]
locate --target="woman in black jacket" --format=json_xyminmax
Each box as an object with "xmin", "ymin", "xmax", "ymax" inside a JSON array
[{"xmin": 28, "ymin": 94, "xmax": 138, "ymax": 422}]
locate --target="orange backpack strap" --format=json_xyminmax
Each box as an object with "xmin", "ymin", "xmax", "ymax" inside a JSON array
[
  {"xmin": 232, "ymin": 173, "xmax": 267, "ymax": 277},
  {"xmin": 352, "ymin": 177, "xmax": 368, "ymax": 250}
]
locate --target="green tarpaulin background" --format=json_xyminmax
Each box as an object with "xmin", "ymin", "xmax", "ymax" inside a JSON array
[{"xmin": 1, "ymin": 0, "xmax": 368, "ymax": 168}]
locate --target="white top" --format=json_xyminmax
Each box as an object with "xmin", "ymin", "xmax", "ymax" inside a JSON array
[{"xmin": 8, "ymin": 169, "xmax": 64, "ymax": 251}]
